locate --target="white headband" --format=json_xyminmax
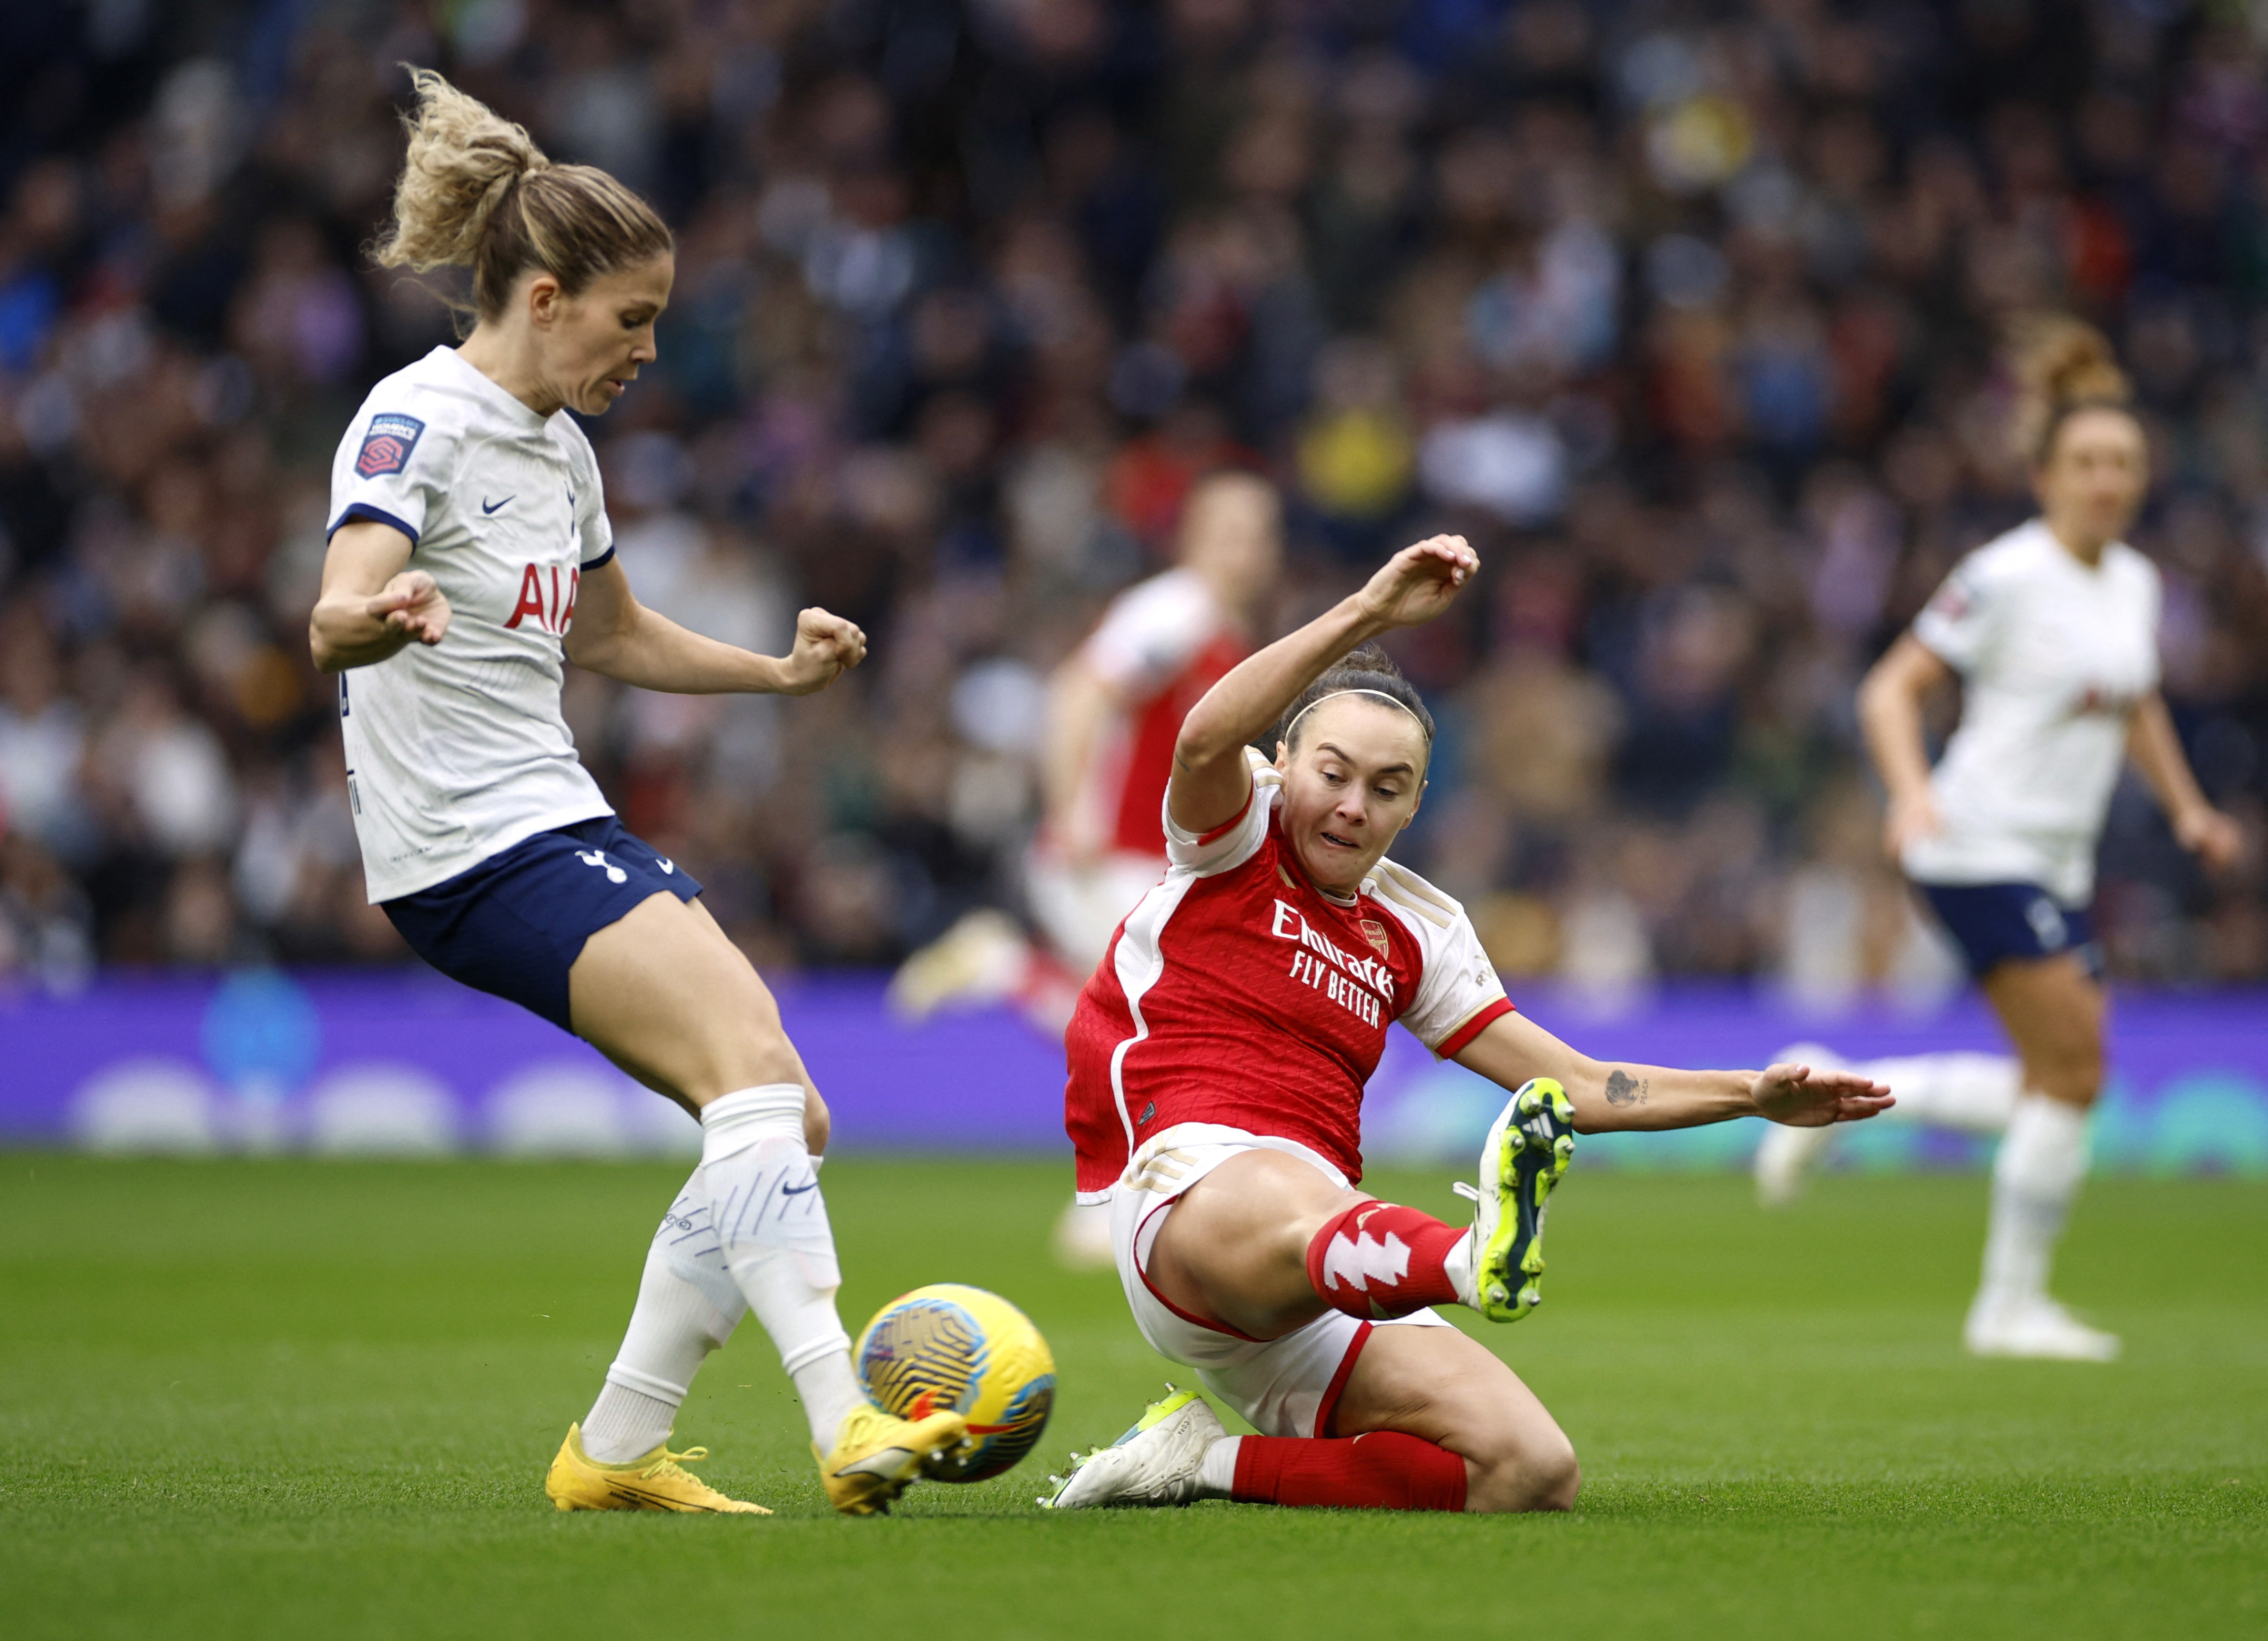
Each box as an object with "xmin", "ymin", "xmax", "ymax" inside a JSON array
[{"xmin": 1284, "ymin": 686, "xmax": 1432, "ymax": 747}]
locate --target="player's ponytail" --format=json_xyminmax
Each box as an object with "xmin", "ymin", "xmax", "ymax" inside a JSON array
[
  {"xmin": 1275, "ymin": 644, "xmax": 1436, "ymax": 761},
  {"xmin": 2010, "ymin": 315, "xmax": 2134, "ymax": 469},
  {"xmin": 374, "ymin": 66, "xmax": 672, "ymax": 322}
]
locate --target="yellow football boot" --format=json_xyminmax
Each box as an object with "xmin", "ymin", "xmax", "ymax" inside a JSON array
[
  {"xmin": 544, "ymin": 1423, "xmax": 772, "ymax": 1514},
  {"xmin": 815, "ymin": 1403, "xmax": 969, "ymax": 1516}
]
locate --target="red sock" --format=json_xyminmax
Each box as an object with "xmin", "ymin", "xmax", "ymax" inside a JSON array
[
  {"xmin": 1305, "ymin": 1201, "xmax": 1462, "ymax": 1319},
  {"xmin": 1231, "ymin": 1432, "xmax": 1468, "ymax": 1511}
]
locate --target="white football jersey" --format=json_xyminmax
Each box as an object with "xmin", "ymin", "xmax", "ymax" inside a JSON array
[
  {"xmin": 327, "ymin": 346, "xmax": 616, "ymax": 900},
  {"xmin": 1903, "ymin": 518, "xmax": 2161, "ymax": 905}
]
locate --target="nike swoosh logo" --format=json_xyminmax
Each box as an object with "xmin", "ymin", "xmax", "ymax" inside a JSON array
[
  {"xmin": 781, "ymin": 1181, "xmax": 818, "ymax": 1196},
  {"xmin": 834, "ymin": 1446, "xmax": 917, "ymax": 1478},
  {"xmin": 657, "ymin": 858, "xmax": 675, "ymax": 874},
  {"xmin": 482, "ymin": 495, "xmax": 513, "ymax": 514}
]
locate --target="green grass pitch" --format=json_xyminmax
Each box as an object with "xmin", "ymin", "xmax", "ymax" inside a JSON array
[{"xmin": 2, "ymin": 1155, "xmax": 2262, "ymax": 1640}]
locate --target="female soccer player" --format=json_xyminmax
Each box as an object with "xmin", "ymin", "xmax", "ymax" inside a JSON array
[
  {"xmin": 310, "ymin": 69, "xmax": 965, "ymax": 1515},
  {"xmin": 1846, "ymin": 318, "xmax": 2240, "ymax": 1360},
  {"xmin": 1042, "ymin": 535, "xmax": 1893, "ymax": 1514}
]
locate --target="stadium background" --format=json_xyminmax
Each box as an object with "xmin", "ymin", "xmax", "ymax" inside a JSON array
[{"xmin": 1, "ymin": 0, "xmax": 2264, "ymax": 1167}]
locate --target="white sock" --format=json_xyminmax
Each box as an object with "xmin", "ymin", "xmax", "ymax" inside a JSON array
[
  {"xmin": 582, "ymin": 1384, "xmax": 679, "ymax": 1463},
  {"xmin": 581, "ymin": 1165, "xmax": 750, "ymax": 1463},
  {"xmin": 1865, "ymin": 1052, "xmax": 2021, "ymax": 1134},
  {"xmin": 1443, "ymin": 1231, "xmax": 1477, "ymax": 1310},
  {"xmin": 1196, "ymin": 1436, "xmax": 1241, "ymax": 1500},
  {"xmin": 701, "ymin": 1083, "xmax": 864, "ymax": 1448},
  {"xmin": 1979, "ymin": 1095, "xmax": 2090, "ymax": 1309}
]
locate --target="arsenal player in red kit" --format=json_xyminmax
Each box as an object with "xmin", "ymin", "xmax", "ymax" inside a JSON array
[{"xmin": 1042, "ymin": 534, "xmax": 1895, "ymax": 1515}]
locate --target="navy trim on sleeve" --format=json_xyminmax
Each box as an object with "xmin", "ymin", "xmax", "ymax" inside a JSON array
[
  {"xmin": 328, "ymin": 503, "xmax": 421, "ymax": 544},
  {"xmin": 579, "ymin": 544, "xmax": 617, "ymax": 572}
]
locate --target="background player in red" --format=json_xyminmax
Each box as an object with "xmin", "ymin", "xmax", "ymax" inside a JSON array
[
  {"xmin": 1044, "ymin": 535, "xmax": 1895, "ymax": 1514},
  {"xmin": 891, "ymin": 470, "xmax": 1283, "ymax": 1264}
]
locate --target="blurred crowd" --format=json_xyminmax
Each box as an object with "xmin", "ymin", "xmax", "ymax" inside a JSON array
[{"xmin": 1, "ymin": 0, "xmax": 2265, "ymax": 996}]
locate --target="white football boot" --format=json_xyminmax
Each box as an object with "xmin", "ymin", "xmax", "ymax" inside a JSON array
[
  {"xmin": 1040, "ymin": 1387, "xmax": 1225, "ymax": 1509},
  {"xmin": 1964, "ymin": 1293, "xmax": 2121, "ymax": 1362},
  {"xmin": 1752, "ymin": 1042, "xmax": 1846, "ymax": 1206},
  {"xmin": 886, "ymin": 909, "xmax": 1030, "ymax": 1022}
]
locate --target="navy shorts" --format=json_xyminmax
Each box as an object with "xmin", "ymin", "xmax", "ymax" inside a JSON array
[
  {"xmin": 1913, "ymin": 880, "xmax": 2103, "ymax": 982},
  {"xmin": 383, "ymin": 816, "xmax": 703, "ymax": 1031}
]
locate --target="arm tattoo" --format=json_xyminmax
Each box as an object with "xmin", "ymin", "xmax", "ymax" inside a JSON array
[{"xmin": 1603, "ymin": 1069, "xmax": 1649, "ymax": 1108}]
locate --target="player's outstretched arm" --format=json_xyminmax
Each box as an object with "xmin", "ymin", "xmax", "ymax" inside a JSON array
[
  {"xmin": 1451, "ymin": 1011, "xmax": 1893, "ymax": 1134},
  {"xmin": 1168, "ymin": 534, "xmax": 1477, "ymax": 834},
  {"xmin": 565, "ymin": 560, "xmax": 868, "ymax": 695},
  {"xmin": 310, "ymin": 519, "xmax": 453, "ymax": 672}
]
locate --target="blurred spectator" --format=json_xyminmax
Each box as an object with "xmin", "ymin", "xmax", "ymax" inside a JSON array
[{"xmin": 0, "ymin": 0, "xmax": 2259, "ymax": 986}]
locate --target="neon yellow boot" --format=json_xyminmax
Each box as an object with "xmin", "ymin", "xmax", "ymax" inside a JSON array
[
  {"xmin": 544, "ymin": 1423, "xmax": 771, "ymax": 1514},
  {"xmin": 815, "ymin": 1403, "xmax": 969, "ymax": 1516}
]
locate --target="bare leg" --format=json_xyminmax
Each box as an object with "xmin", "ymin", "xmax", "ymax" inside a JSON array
[
  {"xmin": 1967, "ymin": 953, "xmax": 2116, "ymax": 1356},
  {"xmin": 1979, "ymin": 952, "xmax": 2106, "ymax": 1111},
  {"xmin": 1142, "ymin": 1155, "xmax": 1574, "ymax": 1513},
  {"xmin": 1333, "ymin": 1324, "xmax": 1579, "ymax": 1513},
  {"xmin": 569, "ymin": 892, "xmax": 829, "ymax": 1147},
  {"xmin": 560, "ymin": 892, "xmax": 866, "ymax": 1478},
  {"xmin": 1144, "ymin": 1150, "xmax": 1367, "ymax": 1339}
]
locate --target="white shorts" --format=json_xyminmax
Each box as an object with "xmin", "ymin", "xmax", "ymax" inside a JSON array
[
  {"xmin": 1107, "ymin": 1123, "xmax": 1453, "ymax": 1439},
  {"xmin": 1025, "ymin": 848, "xmax": 1165, "ymax": 973}
]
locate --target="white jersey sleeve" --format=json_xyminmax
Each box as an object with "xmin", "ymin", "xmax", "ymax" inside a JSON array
[
  {"xmin": 562, "ymin": 419, "xmax": 616, "ymax": 570},
  {"xmin": 330, "ymin": 399, "xmax": 462, "ymax": 544},
  {"xmin": 1369, "ymin": 857, "xmax": 1514, "ymax": 1054},
  {"xmin": 1911, "ymin": 552, "xmax": 2002, "ymax": 674},
  {"xmin": 1084, "ymin": 569, "xmax": 1222, "ymax": 698},
  {"xmin": 1163, "ymin": 750, "xmax": 1278, "ymax": 878}
]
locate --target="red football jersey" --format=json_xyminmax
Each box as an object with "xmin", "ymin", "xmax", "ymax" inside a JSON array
[
  {"xmin": 1056, "ymin": 569, "xmax": 1247, "ymax": 858},
  {"xmin": 1065, "ymin": 762, "xmax": 1515, "ymax": 1197},
  {"xmin": 1110, "ymin": 629, "xmax": 1244, "ymax": 854}
]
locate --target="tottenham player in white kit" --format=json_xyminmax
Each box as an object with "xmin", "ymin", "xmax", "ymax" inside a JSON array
[
  {"xmin": 1758, "ymin": 320, "xmax": 2239, "ymax": 1360},
  {"xmin": 309, "ymin": 69, "xmax": 965, "ymax": 1515}
]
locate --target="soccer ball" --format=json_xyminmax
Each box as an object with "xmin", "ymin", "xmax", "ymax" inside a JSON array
[{"xmin": 853, "ymin": 1283, "xmax": 1056, "ymax": 1483}]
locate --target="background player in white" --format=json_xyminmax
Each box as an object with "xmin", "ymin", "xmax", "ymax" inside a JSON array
[
  {"xmin": 1760, "ymin": 319, "xmax": 2240, "ymax": 1360},
  {"xmin": 309, "ymin": 69, "xmax": 964, "ymax": 1515},
  {"xmin": 891, "ymin": 471, "xmax": 1282, "ymax": 1265},
  {"xmin": 1043, "ymin": 536, "xmax": 1893, "ymax": 1514}
]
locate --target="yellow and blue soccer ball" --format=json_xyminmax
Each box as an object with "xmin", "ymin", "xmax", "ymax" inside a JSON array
[{"xmin": 854, "ymin": 1283, "xmax": 1055, "ymax": 1483}]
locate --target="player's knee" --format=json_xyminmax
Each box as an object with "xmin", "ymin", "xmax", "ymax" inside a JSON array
[
  {"xmin": 704, "ymin": 968, "xmax": 802, "ymax": 1091},
  {"xmin": 1462, "ymin": 1420, "xmax": 1578, "ymax": 1513},
  {"xmin": 1528, "ymin": 1440, "xmax": 1581, "ymax": 1512},
  {"xmin": 2032, "ymin": 1044, "xmax": 2102, "ymax": 1105},
  {"xmin": 804, "ymin": 1089, "xmax": 831, "ymax": 1155},
  {"xmin": 1496, "ymin": 1429, "xmax": 1578, "ymax": 1513}
]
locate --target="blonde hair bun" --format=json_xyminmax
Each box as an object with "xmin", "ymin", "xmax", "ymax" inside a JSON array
[
  {"xmin": 2010, "ymin": 314, "xmax": 2133, "ymax": 464},
  {"xmin": 375, "ymin": 66, "xmax": 548, "ymax": 275}
]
